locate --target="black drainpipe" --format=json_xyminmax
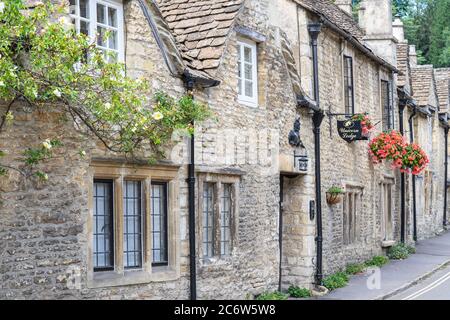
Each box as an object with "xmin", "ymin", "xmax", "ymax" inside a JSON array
[
  {"xmin": 184, "ymin": 76, "xmax": 197, "ymax": 300},
  {"xmin": 308, "ymin": 22, "xmax": 325, "ymax": 286},
  {"xmin": 279, "ymin": 175, "xmax": 284, "ymax": 292},
  {"xmin": 409, "ymin": 106, "xmax": 418, "ymax": 241},
  {"xmin": 398, "ymin": 100, "xmax": 406, "ymax": 243},
  {"xmin": 444, "ymin": 125, "xmax": 449, "ymax": 227},
  {"xmin": 182, "ymin": 71, "xmax": 220, "ymax": 300}
]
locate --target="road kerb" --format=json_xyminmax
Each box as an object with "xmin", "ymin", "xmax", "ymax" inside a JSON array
[{"xmin": 374, "ymin": 259, "xmax": 450, "ymax": 300}]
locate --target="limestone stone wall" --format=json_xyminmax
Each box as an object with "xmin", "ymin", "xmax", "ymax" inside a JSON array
[{"xmin": 1, "ymin": 0, "xmax": 448, "ymax": 301}]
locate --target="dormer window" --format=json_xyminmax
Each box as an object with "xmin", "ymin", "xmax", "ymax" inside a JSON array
[
  {"xmin": 69, "ymin": 0, "xmax": 124, "ymax": 62},
  {"xmin": 237, "ymin": 38, "xmax": 258, "ymax": 107}
]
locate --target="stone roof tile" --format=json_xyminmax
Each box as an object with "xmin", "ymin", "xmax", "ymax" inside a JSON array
[
  {"xmin": 411, "ymin": 65, "xmax": 436, "ymax": 107},
  {"xmin": 155, "ymin": 0, "xmax": 244, "ymax": 75},
  {"xmin": 295, "ymin": 0, "xmax": 365, "ymax": 42},
  {"xmin": 435, "ymin": 68, "xmax": 450, "ymax": 111},
  {"xmin": 397, "ymin": 43, "xmax": 410, "ymax": 88}
]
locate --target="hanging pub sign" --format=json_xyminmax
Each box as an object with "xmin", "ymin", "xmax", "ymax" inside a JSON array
[{"xmin": 337, "ymin": 119, "xmax": 369, "ymax": 143}]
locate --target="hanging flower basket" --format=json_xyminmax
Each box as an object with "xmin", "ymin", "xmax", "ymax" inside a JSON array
[
  {"xmin": 352, "ymin": 114, "xmax": 375, "ymax": 138},
  {"xmin": 368, "ymin": 130, "xmax": 430, "ymax": 175},
  {"xmin": 326, "ymin": 193, "xmax": 342, "ymax": 205},
  {"xmin": 326, "ymin": 186, "xmax": 344, "ymax": 205}
]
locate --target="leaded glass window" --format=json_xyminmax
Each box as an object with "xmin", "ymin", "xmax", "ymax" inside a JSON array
[
  {"xmin": 220, "ymin": 184, "xmax": 232, "ymax": 256},
  {"xmin": 123, "ymin": 180, "xmax": 143, "ymax": 269},
  {"xmin": 203, "ymin": 183, "xmax": 215, "ymax": 258},
  {"xmin": 151, "ymin": 182, "xmax": 168, "ymax": 266},
  {"xmin": 93, "ymin": 180, "xmax": 114, "ymax": 271}
]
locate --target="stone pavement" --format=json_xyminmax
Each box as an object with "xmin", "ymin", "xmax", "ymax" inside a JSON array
[{"xmin": 319, "ymin": 230, "xmax": 450, "ymax": 300}]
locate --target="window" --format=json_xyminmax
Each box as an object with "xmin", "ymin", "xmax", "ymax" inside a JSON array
[
  {"xmin": 343, "ymin": 56, "xmax": 355, "ymax": 115},
  {"xmin": 343, "ymin": 186, "xmax": 362, "ymax": 245},
  {"xmin": 220, "ymin": 184, "xmax": 232, "ymax": 255},
  {"xmin": 202, "ymin": 183, "xmax": 215, "ymax": 258},
  {"xmin": 88, "ymin": 163, "xmax": 179, "ymax": 287},
  {"xmin": 199, "ymin": 175, "xmax": 238, "ymax": 259},
  {"xmin": 151, "ymin": 182, "xmax": 168, "ymax": 266},
  {"xmin": 381, "ymin": 80, "xmax": 394, "ymax": 131},
  {"xmin": 381, "ymin": 178, "xmax": 394, "ymax": 241},
  {"xmin": 123, "ymin": 180, "xmax": 143, "ymax": 269},
  {"xmin": 69, "ymin": 0, "xmax": 124, "ymax": 62},
  {"xmin": 237, "ymin": 38, "xmax": 258, "ymax": 107},
  {"xmin": 93, "ymin": 180, "xmax": 114, "ymax": 271},
  {"xmin": 424, "ymin": 171, "xmax": 433, "ymax": 215}
]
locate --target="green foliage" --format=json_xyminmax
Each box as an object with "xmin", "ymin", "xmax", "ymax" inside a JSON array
[
  {"xmin": 256, "ymin": 291, "xmax": 289, "ymax": 301},
  {"xmin": 327, "ymin": 186, "xmax": 344, "ymax": 195},
  {"xmin": 322, "ymin": 272, "xmax": 349, "ymax": 291},
  {"xmin": 0, "ymin": 0, "xmax": 212, "ymax": 189},
  {"xmin": 0, "ymin": 0, "xmax": 211, "ymax": 159},
  {"xmin": 23, "ymin": 139, "xmax": 62, "ymax": 166},
  {"xmin": 350, "ymin": 0, "xmax": 450, "ymax": 67},
  {"xmin": 287, "ymin": 286, "xmax": 311, "ymax": 298},
  {"xmin": 365, "ymin": 255, "xmax": 389, "ymax": 267},
  {"xmin": 388, "ymin": 243, "xmax": 415, "ymax": 260},
  {"xmin": 345, "ymin": 263, "xmax": 366, "ymax": 275}
]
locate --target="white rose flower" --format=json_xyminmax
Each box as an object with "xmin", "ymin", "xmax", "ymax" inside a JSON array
[
  {"xmin": 0, "ymin": 2, "xmax": 5, "ymax": 14},
  {"xmin": 104, "ymin": 102, "xmax": 111, "ymax": 110},
  {"xmin": 42, "ymin": 139, "xmax": 52, "ymax": 150},
  {"xmin": 53, "ymin": 89, "xmax": 62, "ymax": 98},
  {"xmin": 0, "ymin": 81, "xmax": 4, "ymax": 87},
  {"xmin": 152, "ymin": 112, "xmax": 164, "ymax": 121}
]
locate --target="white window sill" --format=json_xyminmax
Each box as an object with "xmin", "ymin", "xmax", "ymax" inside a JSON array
[
  {"xmin": 87, "ymin": 266, "xmax": 179, "ymax": 288},
  {"xmin": 237, "ymin": 99, "xmax": 258, "ymax": 108}
]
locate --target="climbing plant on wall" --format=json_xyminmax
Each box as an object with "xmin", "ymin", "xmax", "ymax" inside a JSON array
[{"xmin": 0, "ymin": 0, "xmax": 211, "ymax": 183}]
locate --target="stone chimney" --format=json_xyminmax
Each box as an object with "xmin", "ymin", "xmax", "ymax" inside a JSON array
[
  {"xmin": 335, "ymin": 0, "xmax": 353, "ymax": 15},
  {"xmin": 409, "ymin": 45, "xmax": 417, "ymax": 67},
  {"xmin": 358, "ymin": 0, "xmax": 397, "ymax": 66},
  {"xmin": 393, "ymin": 16, "xmax": 405, "ymax": 43}
]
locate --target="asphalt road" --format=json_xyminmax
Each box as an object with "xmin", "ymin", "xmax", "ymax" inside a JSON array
[{"xmin": 389, "ymin": 264, "xmax": 450, "ymax": 300}]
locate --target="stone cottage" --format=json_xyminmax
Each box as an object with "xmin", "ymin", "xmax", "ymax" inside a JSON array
[
  {"xmin": 395, "ymin": 17, "xmax": 449, "ymax": 242},
  {"xmin": 0, "ymin": 0, "xmax": 449, "ymax": 300}
]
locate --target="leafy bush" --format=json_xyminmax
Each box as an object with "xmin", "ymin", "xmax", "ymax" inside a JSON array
[
  {"xmin": 345, "ymin": 263, "xmax": 366, "ymax": 275},
  {"xmin": 322, "ymin": 272, "xmax": 349, "ymax": 291},
  {"xmin": 406, "ymin": 245, "xmax": 416, "ymax": 254},
  {"xmin": 288, "ymin": 286, "xmax": 311, "ymax": 298},
  {"xmin": 256, "ymin": 291, "xmax": 289, "ymax": 300},
  {"xmin": 365, "ymin": 255, "xmax": 389, "ymax": 267},
  {"xmin": 388, "ymin": 244, "xmax": 412, "ymax": 260}
]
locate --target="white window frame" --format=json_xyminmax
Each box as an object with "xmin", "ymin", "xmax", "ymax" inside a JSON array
[
  {"xmin": 237, "ymin": 38, "xmax": 258, "ymax": 107},
  {"xmin": 69, "ymin": 0, "xmax": 125, "ymax": 62}
]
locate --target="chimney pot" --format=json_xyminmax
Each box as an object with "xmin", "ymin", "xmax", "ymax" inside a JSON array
[
  {"xmin": 393, "ymin": 17, "xmax": 405, "ymax": 42},
  {"xmin": 359, "ymin": 0, "xmax": 393, "ymax": 36},
  {"xmin": 409, "ymin": 45, "xmax": 418, "ymax": 67}
]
